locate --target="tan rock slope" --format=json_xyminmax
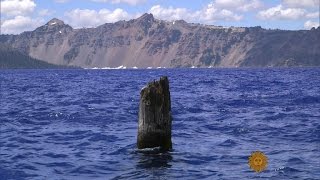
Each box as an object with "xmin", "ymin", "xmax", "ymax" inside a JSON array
[{"xmin": 1, "ymin": 13, "xmax": 319, "ymax": 68}]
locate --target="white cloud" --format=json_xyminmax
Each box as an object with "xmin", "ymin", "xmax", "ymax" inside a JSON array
[
  {"xmin": 215, "ymin": 0, "xmax": 263, "ymax": 12},
  {"xmin": 200, "ymin": 3, "xmax": 243, "ymax": 22},
  {"xmin": 149, "ymin": 4, "xmax": 242, "ymax": 23},
  {"xmin": 91, "ymin": 0, "xmax": 146, "ymax": 5},
  {"xmin": 304, "ymin": 20, "xmax": 319, "ymax": 29},
  {"xmin": 64, "ymin": 3, "xmax": 243, "ymax": 29},
  {"xmin": 2, "ymin": 0, "xmax": 36, "ymax": 16},
  {"xmin": 64, "ymin": 8, "xmax": 131, "ymax": 28},
  {"xmin": 282, "ymin": 0, "xmax": 319, "ymax": 8},
  {"xmin": 38, "ymin": 9, "xmax": 55, "ymax": 16},
  {"xmin": 258, "ymin": 5, "xmax": 307, "ymax": 20},
  {"xmin": 306, "ymin": 12, "xmax": 319, "ymax": 19},
  {"xmin": 149, "ymin": 5, "xmax": 191, "ymax": 20},
  {"xmin": 2, "ymin": 16, "xmax": 44, "ymax": 34}
]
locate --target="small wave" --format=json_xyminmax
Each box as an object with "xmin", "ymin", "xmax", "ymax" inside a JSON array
[
  {"xmin": 136, "ymin": 147, "xmax": 163, "ymax": 153},
  {"xmin": 37, "ymin": 162, "xmax": 74, "ymax": 168},
  {"xmin": 263, "ymin": 112, "xmax": 287, "ymax": 121},
  {"xmin": 274, "ymin": 166, "xmax": 302, "ymax": 173},
  {"xmin": 19, "ymin": 163, "xmax": 38, "ymax": 171},
  {"xmin": 293, "ymin": 95, "xmax": 320, "ymax": 104},
  {"xmin": 88, "ymin": 134, "xmax": 118, "ymax": 142},
  {"xmin": 232, "ymin": 127, "xmax": 249, "ymax": 135},
  {"xmin": 9, "ymin": 137, "xmax": 38, "ymax": 144},
  {"xmin": 218, "ymin": 139, "xmax": 237, "ymax": 147},
  {"xmin": 70, "ymin": 166, "xmax": 97, "ymax": 175},
  {"xmin": 287, "ymin": 157, "xmax": 305, "ymax": 164},
  {"xmin": 108, "ymin": 143, "xmax": 135, "ymax": 155},
  {"xmin": 89, "ymin": 65, "xmax": 128, "ymax": 69},
  {"xmin": 43, "ymin": 153, "xmax": 68, "ymax": 158}
]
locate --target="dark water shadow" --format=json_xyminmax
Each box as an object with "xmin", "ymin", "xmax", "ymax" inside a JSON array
[
  {"xmin": 135, "ymin": 147, "xmax": 173, "ymax": 169},
  {"xmin": 111, "ymin": 147, "xmax": 173, "ymax": 179}
]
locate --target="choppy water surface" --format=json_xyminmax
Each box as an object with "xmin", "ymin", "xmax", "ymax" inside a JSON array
[{"xmin": 1, "ymin": 68, "xmax": 319, "ymax": 179}]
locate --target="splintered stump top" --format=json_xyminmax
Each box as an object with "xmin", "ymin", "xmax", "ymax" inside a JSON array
[{"xmin": 137, "ymin": 76, "xmax": 172, "ymax": 150}]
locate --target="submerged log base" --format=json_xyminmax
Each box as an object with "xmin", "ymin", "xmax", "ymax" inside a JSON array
[{"xmin": 137, "ymin": 76, "xmax": 172, "ymax": 150}]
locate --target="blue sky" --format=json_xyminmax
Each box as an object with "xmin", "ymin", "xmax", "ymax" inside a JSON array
[{"xmin": 1, "ymin": 0, "xmax": 319, "ymax": 34}]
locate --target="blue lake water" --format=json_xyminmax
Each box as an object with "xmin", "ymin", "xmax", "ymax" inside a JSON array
[{"xmin": 0, "ymin": 68, "xmax": 319, "ymax": 179}]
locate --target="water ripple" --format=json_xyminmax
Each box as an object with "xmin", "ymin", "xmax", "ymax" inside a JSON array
[{"xmin": 1, "ymin": 68, "xmax": 319, "ymax": 179}]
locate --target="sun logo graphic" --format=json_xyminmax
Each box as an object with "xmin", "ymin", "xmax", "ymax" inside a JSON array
[{"xmin": 248, "ymin": 151, "xmax": 268, "ymax": 173}]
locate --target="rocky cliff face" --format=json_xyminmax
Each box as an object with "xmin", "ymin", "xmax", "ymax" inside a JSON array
[
  {"xmin": 1, "ymin": 13, "xmax": 319, "ymax": 68},
  {"xmin": 0, "ymin": 44, "xmax": 73, "ymax": 69}
]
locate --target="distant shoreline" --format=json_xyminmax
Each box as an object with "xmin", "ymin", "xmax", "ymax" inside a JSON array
[{"xmin": 1, "ymin": 66, "xmax": 319, "ymax": 70}]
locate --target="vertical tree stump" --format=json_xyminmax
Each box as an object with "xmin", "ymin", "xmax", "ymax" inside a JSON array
[{"xmin": 137, "ymin": 76, "xmax": 172, "ymax": 150}]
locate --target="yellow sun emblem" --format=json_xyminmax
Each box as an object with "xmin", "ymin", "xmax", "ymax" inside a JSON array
[{"xmin": 248, "ymin": 151, "xmax": 268, "ymax": 173}]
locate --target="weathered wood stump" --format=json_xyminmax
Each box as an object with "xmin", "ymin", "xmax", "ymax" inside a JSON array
[{"xmin": 137, "ymin": 76, "xmax": 172, "ymax": 150}]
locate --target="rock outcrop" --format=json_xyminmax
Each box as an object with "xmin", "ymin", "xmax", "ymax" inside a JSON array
[{"xmin": 1, "ymin": 13, "xmax": 319, "ymax": 68}]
